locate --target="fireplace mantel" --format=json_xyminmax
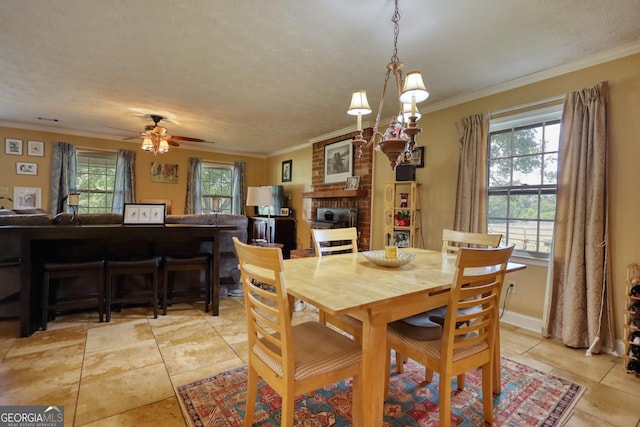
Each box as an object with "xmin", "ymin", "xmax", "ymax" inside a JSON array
[{"xmin": 302, "ymin": 189, "xmax": 367, "ymax": 199}]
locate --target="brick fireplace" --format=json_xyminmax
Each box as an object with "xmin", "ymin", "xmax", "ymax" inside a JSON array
[{"xmin": 304, "ymin": 129, "xmax": 373, "ymax": 250}]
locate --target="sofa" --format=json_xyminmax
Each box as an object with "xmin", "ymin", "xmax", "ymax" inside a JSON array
[{"xmin": 0, "ymin": 210, "xmax": 248, "ymax": 318}]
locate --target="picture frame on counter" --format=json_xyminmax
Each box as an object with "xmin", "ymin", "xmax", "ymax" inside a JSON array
[
  {"xmin": 123, "ymin": 203, "xmax": 166, "ymax": 225},
  {"xmin": 13, "ymin": 187, "xmax": 41, "ymax": 209},
  {"xmin": 345, "ymin": 176, "xmax": 360, "ymax": 190}
]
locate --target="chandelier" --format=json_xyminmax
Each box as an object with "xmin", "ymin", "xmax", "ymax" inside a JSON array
[
  {"xmin": 140, "ymin": 125, "xmax": 170, "ymax": 155},
  {"xmin": 347, "ymin": 0, "xmax": 429, "ymax": 169}
]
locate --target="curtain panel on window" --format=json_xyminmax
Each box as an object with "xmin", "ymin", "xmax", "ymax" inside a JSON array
[
  {"xmin": 185, "ymin": 157, "xmax": 202, "ymax": 214},
  {"xmin": 543, "ymin": 81, "xmax": 613, "ymax": 353},
  {"xmin": 453, "ymin": 113, "xmax": 489, "ymax": 233},
  {"xmin": 49, "ymin": 142, "xmax": 77, "ymax": 214},
  {"xmin": 112, "ymin": 149, "xmax": 136, "ymax": 213},
  {"xmin": 232, "ymin": 161, "xmax": 245, "ymax": 215}
]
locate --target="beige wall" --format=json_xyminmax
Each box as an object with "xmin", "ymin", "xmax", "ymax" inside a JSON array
[{"xmin": 0, "ymin": 128, "xmax": 267, "ymax": 214}]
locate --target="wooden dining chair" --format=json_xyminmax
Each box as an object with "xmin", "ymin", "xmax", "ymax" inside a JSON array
[
  {"xmin": 311, "ymin": 227, "xmax": 359, "ymax": 257},
  {"xmin": 441, "ymin": 228, "xmax": 502, "ymax": 253},
  {"xmin": 393, "ymin": 228, "xmax": 504, "ymax": 367},
  {"xmin": 386, "ymin": 244, "xmax": 515, "ymax": 426},
  {"xmin": 232, "ymin": 237, "xmax": 362, "ymax": 427},
  {"xmin": 310, "ymin": 227, "xmax": 363, "ymax": 339}
]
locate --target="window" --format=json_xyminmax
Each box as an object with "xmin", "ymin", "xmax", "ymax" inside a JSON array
[
  {"xmin": 76, "ymin": 151, "xmax": 117, "ymax": 213},
  {"xmin": 487, "ymin": 106, "xmax": 562, "ymax": 259},
  {"xmin": 201, "ymin": 163, "xmax": 233, "ymax": 214}
]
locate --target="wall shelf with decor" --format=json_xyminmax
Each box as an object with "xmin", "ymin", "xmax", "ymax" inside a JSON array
[
  {"xmin": 384, "ymin": 181, "xmax": 421, "ymax": 248},
  {"xmin": 624, "ymin": 263, "xmax": 640, "ymax": 378}
]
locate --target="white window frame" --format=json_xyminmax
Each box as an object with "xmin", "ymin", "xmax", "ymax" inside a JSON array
[
  {"xmin": 76, "ymin": 150, "xmax": 117, "ymax": 214},
  {"xmin": 200, "ymin": 162, "xmax": 233, "ymax": 214},
  {"xmin": 488, "ymin": 105, "xmax": 563, "ymax": 265}
]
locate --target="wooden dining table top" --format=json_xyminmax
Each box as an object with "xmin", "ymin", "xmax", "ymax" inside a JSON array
[{"xmin": 283, "ymin": 247, "xmax": 525, "ymax": 318}]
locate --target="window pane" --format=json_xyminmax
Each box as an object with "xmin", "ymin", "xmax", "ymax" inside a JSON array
[
  {"xmin": 544, "ymin": 122, "xmax": 561, "ymax": 152},
  {"xmin": 488, "ymin": 194, "xmax": 508, "ymax": 218},
  {"xmin": 512, "ymin": 154, "xmax": 542, "ymax": 185},
  {"xmin": 513, "ymin": 126, "xmax": 542, "ymax": 155},
  {"xmin": 540, "ymin": 194, "xmax": 556, "ymax": 220},
  {"xmin": 543, "ymin": 153, "xmax": 558, "ymax": 185},
  {"xmin": 489, "ymin": 130, "xmax": 512, "ymax": 159},
  {"xmin": 489, "ymin": 158, "xmax": 512, "ymax": 187},
  {"xmin": 201, "ymin": 164, "xmax": 233, "ymax": 214},
  {"xmin": 509, "ymin": 193, "xmax": 539, "ymax": 220},
  {"xmin": 76, "ymin": 152, "xmax": 116, "ymax": 214}
]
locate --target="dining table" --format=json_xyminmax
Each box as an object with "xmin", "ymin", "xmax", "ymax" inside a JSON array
[{"xmin": 283, "ymin": 247, "xmax": 525, "ymax": 427}]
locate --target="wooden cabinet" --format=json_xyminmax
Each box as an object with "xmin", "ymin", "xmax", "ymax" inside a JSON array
[
  {"xmin": 249, "ymin": 217, "xmax": 297, "ymax": 259},
  {"xmin": 384, "ymin": 181, "xmax": 422, "ymax": 248},
  {"xmin": 624, "ymin": 263, "xmax": 640, "ymax": 377}
]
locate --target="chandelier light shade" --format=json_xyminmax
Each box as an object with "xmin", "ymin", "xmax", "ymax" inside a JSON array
[{"xmin": 347, "ymin": 0, "xmax": 429, "ymax": 169}]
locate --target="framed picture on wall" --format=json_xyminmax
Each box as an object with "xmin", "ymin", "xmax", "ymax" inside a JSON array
[
  {"xmin": 282, "ymin": 159, "xmax": 292, "ymax": 182},
  {"xmin": 5, "ymin": 138, "xmax": 22, "ymax": 155},
  {"xmin": 324, "ymin": 138, "xmax": 353, "ymax": 184},
  {"xmin": 13, "ymin": 187, "xmax": 41, "ymax": 209},
  {"xmin": 345, "ymin": 176, "xmax": 360, "ymax": 190},
  {"xmin": 16, "ymin": 162, "xmax": 38, "ymax": 175},
  {"xmin": 27, "ymin": 140, "xmax": 44, "ymax": 156}
]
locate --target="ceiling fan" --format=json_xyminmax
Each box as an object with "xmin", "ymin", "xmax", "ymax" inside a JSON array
[{"xmin": 127, "ymin": 114, "xmax": 205, "ymax": 147}]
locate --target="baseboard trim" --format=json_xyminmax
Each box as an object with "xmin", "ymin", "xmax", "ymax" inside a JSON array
[
  {"xmin": 500, "ymin": 310, "xmax": 625, "ymax": 357},
  {"xmin": 499, "ymin": 310, "xmax": 542, "ymax": 333}
]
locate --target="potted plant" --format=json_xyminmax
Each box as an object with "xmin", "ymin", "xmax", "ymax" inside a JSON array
[{"xmin": 394, "ymin": 210, "xmax": 410, "ymax": 227}]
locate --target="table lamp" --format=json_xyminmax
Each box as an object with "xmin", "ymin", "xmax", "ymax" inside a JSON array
[
  {"xmin": 246, "ymin": 186, "xmax": 274, "ymax": 244},
  {"xmin": 66, "ymin": 193, "xmax": 80, "ymax": 224}
]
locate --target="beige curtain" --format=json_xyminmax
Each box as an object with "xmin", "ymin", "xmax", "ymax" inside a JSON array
[
  {"xmin": 542, "ymin": 82, "xmax": 613, "ymax": 353},
  {"xmin": 453, "ymin": 113, "xmax": 489, "ymax": 233}
]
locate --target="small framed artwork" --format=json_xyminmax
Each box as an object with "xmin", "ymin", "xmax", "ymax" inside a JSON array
[
  {"xmin": 345, "ymin": 176, "xmax": 360, "ymax": 190},
  {"xmin": 394, "ymin": 230, "xmax": 410, "ymax": 248},
  {"xmin": 123, "ymin": 203, "xmax": 166, "ymax": 225},
  {"xmin": 13, "ymin": 187, "xmax": 42, "ymax": 209},
  {"xmin": 408, "ymin": 146, "xmax": 425, "ymax": 168},
  {"xmin": 282, "ymin": 159, "xmax": 292, "ymax": 182},
  {"xmin": 279, "ymin": 207, "xmax": 290, "ymax": 216},
  {"xmin": 150, "ymin": 162, "xmax": 178, "ymax": 184},
  {"xmin": 27, "ymin": 140, "xmax": 44, "ymax": 157},
  {"xmin": 324, "ymin": 138, "xmax": 353, "ymax": 184},
  {"xmin": 16, "ymin": 162, "xmax": 38, "ymax": 175},
  {"xmin": 5, "ymin": 138, "xmax": 23, "ymax": 155}
]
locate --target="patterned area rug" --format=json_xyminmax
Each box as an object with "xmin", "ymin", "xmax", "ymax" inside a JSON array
[{"xmin": 176, "ymin": 356, "xmax": 584, "ymax": 426}]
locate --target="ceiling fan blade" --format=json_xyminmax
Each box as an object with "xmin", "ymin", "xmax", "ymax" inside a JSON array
[
  {"xmin": 166, "ymin": 138, "xmax": 180, "ymax": 147},
  {"xmin": 103, "ymin": 125, "xmax": 139, "ymax": 133},
  {"xmin": 170, "ymin": 135, "xmax": 205, "ymax": 142},
  {"xmin": 122, "ymin": 135, "xmax": 143, "ymax": 141}
]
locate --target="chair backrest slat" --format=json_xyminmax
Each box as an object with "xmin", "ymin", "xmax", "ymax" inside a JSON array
[
  {"xmin": 441, "ymin": 229, "xmax": 502, "ymax": 254},
  {"xmin": 312, "ymin": 227, "xmax": 358, "ymax": 256}
]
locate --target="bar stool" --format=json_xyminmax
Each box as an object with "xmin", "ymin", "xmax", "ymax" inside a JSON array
[
  {"xmin": 42, "ymin": 260, "xmax": 105, "ymax": 330},
  {"xmin": 162, "ymin": 254, "xmax": 212, "ymax": 314},
  {"xmin": 106, "ymin": 257, "xmax": 161, "ymax": 321}
]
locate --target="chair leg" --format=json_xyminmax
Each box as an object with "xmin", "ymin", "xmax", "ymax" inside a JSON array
[
  {"xmin": 42, "ymin": 273, "xmax": 50, "ymax": 331},
  {"xmin": 439, "ymin": 374, "xmax": 452, "ymax": 427},
  {"xmin": 152, "ymin": 269, "xmax": 158, "ymax": 319},
  {"xmin": 281, "ymin": 388, "xmax": 295, "ymax": 427},
  {"xmin": 482, "ymin": 362, "xmax": 494, "ymax": 424},
  {"xmin": 205, "ymin": 264, "xmax": 211, "ymax": 312},
  {"xmin": 396, "ymin": 352, "xmax": 407, "ymax": 373},
  {"xmin": 456, "ymin": 373, "xmax": 466, "ymax": 390},
  {"xmin": 98, "ymin": 269, "xmax": 104, "ymax": 323},
  {"xmin": 162, "ymin": 268, "xmax": 168, "ymax": 316},
  {"xmin": 244, "ymin": 366, "xmax": 258, "ymax": 427},
  {"xmin": 106, "ymin": 269, "xmax": 112, "ymax": 322}
]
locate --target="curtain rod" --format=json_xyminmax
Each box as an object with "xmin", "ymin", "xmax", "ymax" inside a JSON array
[
  {"xmin": 76, "ymin": 145, "xmax": 118, "ymax": 153},
  {"xmin": 490, "ymin": 95, "xmax": 565, "ymax": 117}
]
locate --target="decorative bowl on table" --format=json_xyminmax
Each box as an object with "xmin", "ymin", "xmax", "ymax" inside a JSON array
[{"xmin": 362, "ymin": 250, "xmax": 416, "ymax": 268}]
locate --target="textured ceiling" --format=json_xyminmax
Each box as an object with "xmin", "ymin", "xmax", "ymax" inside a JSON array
[{"xmin": 1, "ymin": 0, "xmax": 639, "ymax": 155}]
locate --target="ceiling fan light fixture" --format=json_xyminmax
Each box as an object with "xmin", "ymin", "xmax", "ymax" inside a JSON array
[
  {"xmin": 141, "ymin": 137, "xmax": 154, "ymax": 151},
  {"xmin": 158, "ymin": 139, "xmax": 170, "ymax": 153}
]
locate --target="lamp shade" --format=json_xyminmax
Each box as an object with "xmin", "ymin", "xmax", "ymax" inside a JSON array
[
  {"xmin": 399, "ymin": 71, "xmax": 429, "ymax": 104},
  {"xmin": 67, "ymin": 193, "xmax": 80, "ymax": 206},
  {"xmin": 158, "ymin": 139, "xmax": 170, "ymax": 153},
  {"xmin": 246, "ymin": 186, "xmax": 274, "ymax": 207},
  {"xmin": 347, "ymin": 90, "xmax": 372, "ymax": 115},
  {"xmin": 398, "ymin": 103, "xmax": 421, "ymax": 122},
  {"xmin": 141, "ymin": 137, "xmax": 153, "ymax": 151}
]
